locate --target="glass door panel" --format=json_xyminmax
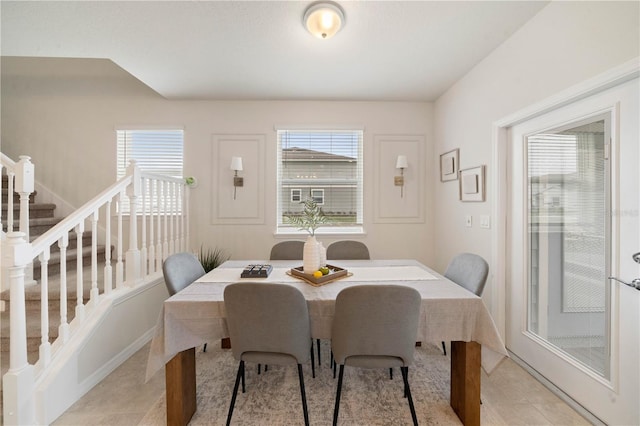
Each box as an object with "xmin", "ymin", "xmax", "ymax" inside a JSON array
[{"xmin": 526, "ymin": 116, "xmax": 610, "ymax": 378}]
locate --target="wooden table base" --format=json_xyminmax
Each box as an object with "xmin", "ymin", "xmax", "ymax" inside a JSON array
[
  {"xmin": 166, "ymin": 348, "xmax": 196, "ymax": 426},
  {"xmin": 450, "ymin": 341, "xmax": 481, "ymax": 426},
  {"xmin": 166, "ymin": 341, "xmax": 482, "ymax": 426}
]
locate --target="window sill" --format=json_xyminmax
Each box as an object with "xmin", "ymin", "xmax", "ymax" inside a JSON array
[{"xmin": 275, "ymin": 226, "xmax": 365, "ymax": 238}]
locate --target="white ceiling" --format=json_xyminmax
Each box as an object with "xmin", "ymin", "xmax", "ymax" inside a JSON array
[{"xmin": 1, "ymin": 1, "xmax": 548, "ymax": 102}]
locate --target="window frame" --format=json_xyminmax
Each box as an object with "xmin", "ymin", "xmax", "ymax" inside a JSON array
[
  {"xmin": 291, "ymin": 188, "xmax": 302, "ymax": 203},
  {"xmin": 116, "ymin": 127, "xmax": 185, "ymax": 214},
  {"xmin": 310, "ymin": 188, "xmax": 325, "ymax": 205},
  {"xmin": 276, "ymin": 128, "xmax": 364, "ymax": 236}
]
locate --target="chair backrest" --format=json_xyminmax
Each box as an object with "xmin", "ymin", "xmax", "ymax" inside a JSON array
[
  {"xmin": 270, "ymin": 240, "xmax": 305, "ymax": 260},
  {"xmin": 326, "ymin": 240, "xmax": 370, "ymax": 260},
  {"xmin": 331, "ymin": 285, "xmax": 421, "ymax": 366},
  {"xmin": 444, "ymin": 253, "xmax": 489, "ymax": 296},
  {"xmin": 162, "ymin": 252, "xmax": 206, "ymax": 296},
  {"xmin": 224, "ymin": 282, "xmax": 311, "ymax": 364}
]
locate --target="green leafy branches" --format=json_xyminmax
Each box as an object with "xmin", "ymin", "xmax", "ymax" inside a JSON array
[{"xmin": 286, "ymin": 197, "xmax": 329, "ymax": 236}]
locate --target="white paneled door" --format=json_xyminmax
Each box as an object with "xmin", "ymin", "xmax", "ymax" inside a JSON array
[{"xmin": 507, "ymin": 78, "xmax": 639, "ymax": 425}]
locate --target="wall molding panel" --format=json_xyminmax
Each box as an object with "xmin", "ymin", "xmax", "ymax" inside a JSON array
[
  {"xmin": 211, "ymin": 134, "xmax": 265, "ymax": 224},
  {"xmin": 373, "ymin": 134, "xmax": 425, "ymax": 223}
]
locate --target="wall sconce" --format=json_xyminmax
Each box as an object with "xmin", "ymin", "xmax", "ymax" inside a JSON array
[
  {"xmin": 230, "ymin": 156, "xmax": 243, "ymax": 200},
  {"xmin": 395, "ymin": 155, "xmax": 408, "ymax": 198}
]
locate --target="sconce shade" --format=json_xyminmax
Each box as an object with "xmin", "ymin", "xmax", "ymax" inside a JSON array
[
  {"xmin": 303, "ymin": 1, "xmax": 345, "ymax": 39},
  {"xmin": 230, "ymin": 156, "xmax": 243, "ymax": 171},
  {"xmin": 396, "ymin": 155, "xmax": 408, "ymax": 169}
]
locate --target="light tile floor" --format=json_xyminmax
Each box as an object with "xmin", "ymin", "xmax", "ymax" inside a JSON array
[{"xmin": 52, "ymin": 342, "xmax": 591, "ymax": 426}]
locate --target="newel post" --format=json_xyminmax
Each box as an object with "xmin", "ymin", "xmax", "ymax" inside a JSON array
[
  {"xmin": 2, "ymin": 232, "xmax": 36, "ymax": 425},
  {"xmin": 15, "ymin": 156, "xmax": 35, "ymax": 283},
  {"xmin": 125, "ymin": 160, "xmax": 141, "ymax": 286}
]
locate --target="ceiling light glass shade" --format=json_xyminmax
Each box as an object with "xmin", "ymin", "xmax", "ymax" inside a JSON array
[{"xmin": 303, "ymin": 1, "xmax": 345, "ymax": 39}]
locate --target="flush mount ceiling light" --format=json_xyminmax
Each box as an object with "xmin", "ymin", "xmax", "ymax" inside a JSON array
[{"xmin": 303, "ymin": 1, "xmax": 345, "ymax": 39}]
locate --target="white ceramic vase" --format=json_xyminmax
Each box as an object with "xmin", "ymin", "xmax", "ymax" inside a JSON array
[
  {"xmin": 318, "ymin": 241, "xmax": 327, "ymax": 267},
  {"xmin": 303, "ymin": 235, "xmax": 321, "ymax": 274}
]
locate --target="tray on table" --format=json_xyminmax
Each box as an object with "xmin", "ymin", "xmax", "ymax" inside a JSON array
[{"xmin": 287, "ymin": 264, "xmax": 351, "ymax": 287}]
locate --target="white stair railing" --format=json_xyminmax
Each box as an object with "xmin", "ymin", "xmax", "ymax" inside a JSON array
[{"xmin": 2, "ymin": 159, "xmax": 190, "ymax": 425}]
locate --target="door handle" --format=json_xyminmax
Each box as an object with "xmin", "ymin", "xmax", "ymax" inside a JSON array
[{"xmin": 608, "ymin": 277, "xmax": 640, "ymax": 290}]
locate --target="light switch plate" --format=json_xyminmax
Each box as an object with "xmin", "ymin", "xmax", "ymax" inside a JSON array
[
  {"xmin": 465, "ymin": 215, "xmax": 472, "ymax": 227},
  {"xmin": 480, "ymin": 215, "xmax": 490, "ymax": 229}
]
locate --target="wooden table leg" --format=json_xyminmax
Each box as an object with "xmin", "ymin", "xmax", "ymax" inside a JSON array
[
  {"xmin": 166, "ymin": 347, "xmax": 196, "ymax": 426},
  {"xmin": 450, "ymin": 341, "xmax": 481, "ymax": 426}
]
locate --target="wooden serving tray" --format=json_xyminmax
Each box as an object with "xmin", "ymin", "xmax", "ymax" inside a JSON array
[{"xmin": 288, "ymin": 264, "xmax": 351, "ymax": 287}]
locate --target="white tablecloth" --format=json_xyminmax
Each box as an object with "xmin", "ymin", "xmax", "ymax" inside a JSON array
[{"xmin": 146, "ymin": 259, "xmax": 508, "ymax": 381}]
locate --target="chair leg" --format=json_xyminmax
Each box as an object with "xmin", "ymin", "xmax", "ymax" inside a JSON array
[
  {"xmin": 241, "ymin": 361, "xmax": 246, "ymax": 393},
  {"xmin": 401, "ymin": 366, "xmax": 418, "ymax": 426},
  {"xmin": 441, "ymin": 341, "xmax": 447, "ymax": 356},
  {"xmin": 258, "ymin": 364, "xmax": 261, "ymax": 374},
  {"xmin": 333, "ymin": 365, "xmax": 345, "ymax": 426},
  {"xmin": 226, "ymin": 360, "xmax": 244, "ymax": 426},
  {"xmin": 297, "ymin": 364, "xmax": 310, "ymax": 426},
  {"xmin": 390, "ymin": 368, "xmax": 393, "ymax": 380},
  {"xmin": 317, "ymin": 338, "xmax": 321, "ymax": 366},
  {"xmin": 333, "ymin": 358, "xmax": 337, "ymax": 379},
  {"xmin": 310, "ymin": 342, "xmax": 316, "ymax": 378},
  {"xmin": 203, "ymin": 342, "xmax": 207, "ymax": 352}
]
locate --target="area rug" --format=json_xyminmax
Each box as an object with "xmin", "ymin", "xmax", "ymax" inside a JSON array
[{"xmin": 139, "ymin": 342, "xmax": 462, "ymax": 425}]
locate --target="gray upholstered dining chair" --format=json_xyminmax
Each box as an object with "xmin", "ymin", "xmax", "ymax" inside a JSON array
[
  {"xmin": 162, "ymin": 252, "xmax": 206, "ymax": 296},
  {"xmin": 269, "ymin": 240, "xmax": 305, "ymax": 260},
  {"xmin": 325, "ymin": 240, "xmax": 371, "ymax": 370},
  {"xmin": 326, "ymin": 240, "xmax": 370, "ymax": 260},
  {"xmin": 224, "ymin": 282, "xmax": 314, "ymax": 426},
  {"xmin": 441, "ymin": 252, "xmax": 489, "ymax": 355},
  {"xmin": 162, "ymin": 252, "xmax": 207, "ymax": 350},
  {"xmin": 271, "ymin": 239, "xmax": 324, "ymax": 368},
  {"xmin": 331, "ymin": 285, "xmax": 422, "ymax": 426}
]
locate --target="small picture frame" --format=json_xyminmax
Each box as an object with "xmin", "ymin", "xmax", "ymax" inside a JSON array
[
  {"xmin": 459, "ymin": 165, "xmax": 485, "ymax": 202},
  {"xmin": 440, "ymin": 148, "xmax": 459, "ymax": 182}
]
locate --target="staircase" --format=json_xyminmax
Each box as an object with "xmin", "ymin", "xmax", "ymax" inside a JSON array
[
  {"xmin": 1, "ymin": 177, "xmax": 110, "ymax": 365},
  {"xmin": 2, "ymin": 157, "xmax": 189, "ymax": 425}
]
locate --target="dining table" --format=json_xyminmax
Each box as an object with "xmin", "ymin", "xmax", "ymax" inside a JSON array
[{"xmin": 146, "ymin": 259, "xmax": 509, "ymax": 426}]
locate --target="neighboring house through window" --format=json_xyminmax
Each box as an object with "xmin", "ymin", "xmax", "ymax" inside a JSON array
[{"xmin": 277, "ymin": 129, "xmax": 364, "ymax": 233}]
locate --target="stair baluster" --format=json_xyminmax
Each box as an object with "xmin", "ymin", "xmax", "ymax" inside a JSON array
[
  {"xmin": 75, "ymin": 222, "xmax": 85, "ymax": 321},
  {"xmin": 39, "ymin": 247, "xmax": 51, "ymax": 366},
  {"xmin": 90, "ymin": 211, "xmax": 99, "ymax": 305},
  {"xmin": 104, "ymin": 201, "xmax": 113, "ymax": 294}
]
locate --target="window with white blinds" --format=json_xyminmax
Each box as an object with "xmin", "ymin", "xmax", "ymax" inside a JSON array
[
  {"xmin": 116, "ymin": 129, "xmax": 184, "ymax": 213},
  {"xmin": 277, "ymin": 129, "xmax": 363, "ymax": 233},
  {"xmin": 116, "ymin": 129, "xmax": 184, "ymax": 179}
]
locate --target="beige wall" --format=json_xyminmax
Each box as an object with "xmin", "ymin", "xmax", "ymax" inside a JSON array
[
  {"xmin": 433, "ymin": 0, "xmax": 640, "ymax": 308},
  {"xmin": 2, "ymin": 1, "xmax": 638, "ymax": 287},
  {"xmin": 1, "ymin": 58, "xmax": 434, "ymax": 264}
]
